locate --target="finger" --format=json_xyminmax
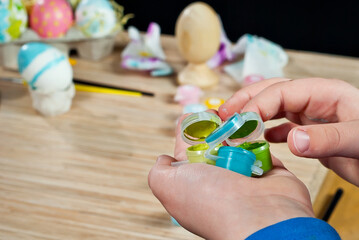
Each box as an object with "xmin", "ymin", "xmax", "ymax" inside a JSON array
[
  {"xmin": 218, "ymin": 78, "xmax": 290, "ymax": 120},
  {"xmin": 242, "ymin": 78, "xmax": 359, "ymax": 122},
  {"xmin": 269, "ymin": 154, "xmax": 286, "ymax": 169},
  {"xmin": 264, "ymin": 122, "xmax": 298, "ymax": 143},
  {"xmin": 287, "ymin": 120, "xmax": 359, "ymax": 159},
  {"xmin": 319, "ymin": 157, "xmax": 359, "ymax": 186},
  {"xmin": 175, "ymin": 114, "xmax": 191, "ymax": 160}
]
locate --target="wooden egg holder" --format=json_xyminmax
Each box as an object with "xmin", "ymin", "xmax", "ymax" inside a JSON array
[{"xmin": 0, "ymin": 27, "xmax": 120, "ymax": 70}]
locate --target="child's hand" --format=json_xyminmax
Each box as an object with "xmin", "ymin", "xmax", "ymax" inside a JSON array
[
  {"xmin": 148, "ymin": 154, "xmax": 314, "ymax": 239},
  {"xmin": 149, "ymin": 109, "xmax": 314, "ymax": 239},
  {"xmin": 219, "ymin": 78, "xmax": 359, "ymax": 186}
]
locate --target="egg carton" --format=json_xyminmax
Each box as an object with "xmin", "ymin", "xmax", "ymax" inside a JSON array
[{"xmin": 0, "ymin": 27, "xmax": 120, "ymax": 70}]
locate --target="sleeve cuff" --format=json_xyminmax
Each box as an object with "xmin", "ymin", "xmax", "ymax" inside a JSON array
[{"xmin": 245, "ymin": 217, "xmax": 341, "ymax": 240}]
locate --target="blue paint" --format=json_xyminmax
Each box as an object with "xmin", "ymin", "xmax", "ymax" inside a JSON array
[
  {"xmin": 171, "ymin": 216, "xmax": 181, "ymax": 226},
  {"xmin": 151, "ymin": 68, "xmax": 173, "ymax": 77},
  {"xmin": 17, "ymin": 42, "xmax": 50, "ymax": 74},
  {"xmin": 0, "ymin": 6, "xmax": 10, "ymax": 43},
  {"xmin": 29, "ymin": 55, "xmax": 66, "ymax": 89},
  {"xmin": 216, "ymin": 146, "xmax": 255, "ymax": 176},
  {"xmin": 247, "ymin": 34, "xmax": 254, "ymax": 43},
  {"xmin": 78, "ymin": 0, "xmax": 113, "ymax": 10}
]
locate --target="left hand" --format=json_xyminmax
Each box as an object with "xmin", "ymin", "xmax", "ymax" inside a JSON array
[{"xmin": 148, "ymin": 112, "xmax": 314, "ymax": 240}]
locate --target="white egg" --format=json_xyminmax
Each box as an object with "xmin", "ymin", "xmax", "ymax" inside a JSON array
[
  {"xmin": 18, "ymin": 42, "xmax": 73, "ymax": 93},
  {"xmin": 75, "ymin": 0, "xmax": 117, "ymax": 38}
]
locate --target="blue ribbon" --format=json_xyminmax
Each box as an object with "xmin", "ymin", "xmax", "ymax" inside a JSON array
[{"xmin": 29, "ymin": 55, "xmax": 66, "ymax": 90}]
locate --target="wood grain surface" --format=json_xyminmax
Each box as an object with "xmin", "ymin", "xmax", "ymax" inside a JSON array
[{"xmin": 1, "ymin": 32, "xmax": 359, "ymax": 239}]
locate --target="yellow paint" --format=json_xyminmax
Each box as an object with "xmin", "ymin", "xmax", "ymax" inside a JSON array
[
  {"xmin": 40, "ymin": 6, "xmax": 45, "ymax": 12},
  {"xmin": 54, "ymin": 21, "xmax": 59, "ymax": 26},
  {"xmin": 68, "ymin": 58, "xmax": 77, "ymax": 66},
  {"xmin": 45, "ymin": 13, "xmax": 51, "ymax": 19},
  {"xmin": 32, "ymin": 17, "xmax": 38, "ymax": 24},
  {"xmin": 205, "ymin": 97, "xmax": 225, "ymax": 110},
  {"xmin": 47, "ymin": 31, "xmax": 53, "ymax": 37},
  {"xmin": 139, "ymin": 51, "xmax": 151, "ymax": 57},
  {"xmin": 260, "ymin": 50, "xmax": 268, "ymax": 56},
  {"xmin": 42, "ymin": 21, "xmax": 47, "ymax": 26},
  {"xmin": 50, "ymin": 1, "xmax": 55, "ymax": 6},
  {"xmin": 75, "ymin": 84, "xmax": 142, "ymax": 97}
]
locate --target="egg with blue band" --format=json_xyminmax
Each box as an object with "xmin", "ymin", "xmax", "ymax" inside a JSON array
[{"xmin": 18, "ymin": 43, "xmax": 73, "ymax": 93}]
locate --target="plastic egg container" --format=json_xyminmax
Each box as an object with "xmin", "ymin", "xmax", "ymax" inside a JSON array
[{"xmin": 0, "ymin": 0, "xmax": 131, "ymax": 69}]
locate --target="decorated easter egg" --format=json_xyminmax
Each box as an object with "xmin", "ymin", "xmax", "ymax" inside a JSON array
[
  {"xmin": 30, "ymin": 0, "xmax": 73, "ymax": 38},
  {"xmin": 75, "ymin": 0, "xmax": 117, "ymax": 38},
  {"xmin": 0, "ymin": 0, "xmax": 28, "ymax": 43},
  {"xmin": 18, "ymin": 42, "xmax": 73, "ymax": 92}
]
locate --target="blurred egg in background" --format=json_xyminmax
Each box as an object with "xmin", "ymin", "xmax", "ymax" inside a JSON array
[
  {"xmin": 0, "ymin": 0, "xmax": 28, "ymax": 43},
  {"xmin": 18, "ymin": 42, "xmax": 73, "ymax": 92},
  {"xmin": 75, "ymin": 0, "xmax": 117, "ymax": 38},
  {"xmin": 30, "ymin": 0, "xmax": 73, "ymax": 38}
]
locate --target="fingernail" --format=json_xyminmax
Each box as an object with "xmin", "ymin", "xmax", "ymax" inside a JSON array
[{"xmin": 293, "ymin": 129, "xmax": 310, "ymax": 153}]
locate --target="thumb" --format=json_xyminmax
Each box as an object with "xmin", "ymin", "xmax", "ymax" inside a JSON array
[
  {"xmin": 288, "ymin": 120, "xmax": 359, "ymax": 159},
  {"xmin": 148, "ymin": 155, "xmax": 175, "ymax": 196}
]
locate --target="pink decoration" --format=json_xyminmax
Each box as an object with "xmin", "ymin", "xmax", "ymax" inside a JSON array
[
  {"xmin": 30, "ymin": 0, "xmax": 73, "ymax": 38},
  {"xmin": 243, "ymin": 74, "xmax": 265, "ymax": 86},
  {"xmin": 174, "ymin": 85, "xmax": 203, "ymax": 106}
]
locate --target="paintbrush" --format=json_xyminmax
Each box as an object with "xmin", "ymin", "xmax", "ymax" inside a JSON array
[{"xmin": 0, "ymin": 77, "xmax": 154, "ymax": 97}]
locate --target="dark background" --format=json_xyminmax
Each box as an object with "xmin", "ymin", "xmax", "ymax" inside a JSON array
[{"xmin": 116, "ymin": 0, "xmax": 359, "ymax": 57}]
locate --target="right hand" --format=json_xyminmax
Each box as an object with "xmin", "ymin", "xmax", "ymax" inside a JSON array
[{"xmin": 219, "ymin": 78, "xmax": 359, "ymax": 186}]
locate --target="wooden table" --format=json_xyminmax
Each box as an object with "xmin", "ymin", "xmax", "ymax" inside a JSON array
[{"xmin": 1, "ymin": 33, "xmax": 359, "ymax": 239}]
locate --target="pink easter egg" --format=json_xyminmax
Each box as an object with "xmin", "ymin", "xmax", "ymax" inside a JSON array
[{"xmin": 30, "ymin": 0, "xmax": 73, "ymax": 38}]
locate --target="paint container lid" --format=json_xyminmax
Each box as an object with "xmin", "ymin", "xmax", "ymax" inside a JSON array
[
  {"xmin": 216, "ymin": 146, "xmax": 263, "ymax": 176},
  {"xmin": 181, "ymin": 111, "xmax": 222, "ymax": 145},
  {"xmin": 226, "ymin": 112, "xmax": 265, "ymax": 146},
  {"xmin": 204, "ymin": 112, "xmax": 264, "ymax": 160}
]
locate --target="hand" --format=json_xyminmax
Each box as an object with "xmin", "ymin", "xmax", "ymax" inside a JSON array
[
  {"xmin": 219, "ymin": 78, "xmax": 359, "ymax": 186},
  {"xmin": 148, "ymin": 113, "xmax": 314, "ymax": 240}
]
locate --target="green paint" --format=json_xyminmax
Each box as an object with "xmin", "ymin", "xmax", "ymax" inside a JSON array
[
  {"xmin": 7, "ymin": 1, "xmax": 25, "ymax": 39},
  {"xmin": 7, "ymin": 17, "xmax": 22, "ymax": 39},
  {"xmin": 186, "ymin": 143, "xmax": 222, "ymax": 165},
  {"xmin": 229, "ymin": 120, "xmax": 258, "ymax": 139},
  {"xmin": 238, "ymin": 141, "xmax": 273, "ymax": 173},
  {"xmin": 188, "ymin": 143, "xmax": 209, "ymax": 151},
  {"xmin": 240, "ymin": 141, "xmax": 266, "ymax": 151},
  {"xmin": 184, "ymin": 121, "xmax": 219, "ymax": 141}
]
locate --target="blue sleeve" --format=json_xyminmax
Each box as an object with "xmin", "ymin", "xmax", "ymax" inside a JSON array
[{"xmin": 245, "ymin": 217, "xmax": 341, "ymax": 240}]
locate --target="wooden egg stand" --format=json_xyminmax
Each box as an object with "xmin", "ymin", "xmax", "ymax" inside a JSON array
[{"xmin": 175, "ymin": 2, "xmax": 221, "ymax": 89}]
